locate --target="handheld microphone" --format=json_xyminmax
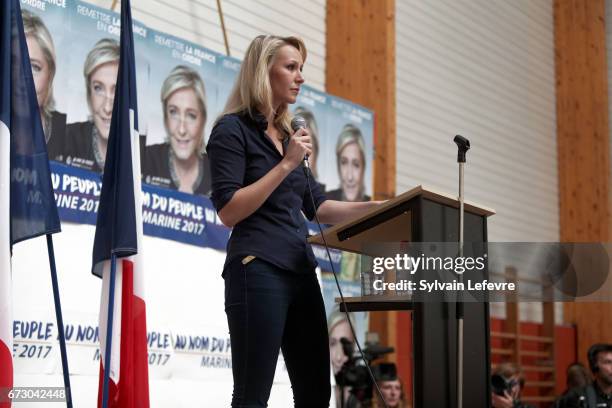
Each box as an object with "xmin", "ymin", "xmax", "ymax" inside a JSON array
[{"xmin": 290, "ymin": 116, "xmax": 309, "ymax": 168}]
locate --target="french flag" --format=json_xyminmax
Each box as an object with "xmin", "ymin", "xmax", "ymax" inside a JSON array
[
  {"xmin": 1, "ymin": 1, "xmax": 62, "ymax": 406},
  {"xmin": 92, "ymin": 0, "xmax": 149, "ymax": 406}
]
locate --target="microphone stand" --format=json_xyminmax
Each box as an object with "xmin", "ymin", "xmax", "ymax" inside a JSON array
[{"xmin": 453, "ymin": 135, "xmax": 470, "ymax": 408}]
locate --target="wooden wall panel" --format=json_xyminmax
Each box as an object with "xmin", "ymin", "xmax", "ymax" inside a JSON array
[
  {"xmin": 326, "ymin": 0, "xmax": 396, "ymax": 200},
  {"xmin": 555, "ymin": 0, "xmax": 612, "ymax": 360},
  {"xmin": 326, "ymin": 0, "xmax": 397, "ymax": 364}
]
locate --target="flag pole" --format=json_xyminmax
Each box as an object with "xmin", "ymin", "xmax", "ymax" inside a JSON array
[
  {"xmin": 46, "ymin": 234, "xmax": 73, "ymax": 408},
  {"xmin": 101, "ymin": 254, "xmax": 118, "ymax": 408}
]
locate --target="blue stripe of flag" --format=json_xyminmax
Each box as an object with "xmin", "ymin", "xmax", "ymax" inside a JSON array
[
  {"xmin": 92, "ymin": 0, "xmax": 139, "ymax": 275},
  {"xmin": 2, "ymin": 0, "xmax": 61, "ymax": 247}
]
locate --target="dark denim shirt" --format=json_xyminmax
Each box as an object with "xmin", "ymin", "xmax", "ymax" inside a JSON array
[{"xmin": 206, "ymin": 111, "xmax": 327, "ymax": 275}]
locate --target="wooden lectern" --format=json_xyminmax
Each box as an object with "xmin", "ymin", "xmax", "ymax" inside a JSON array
[{"xmin": 309, "ymin": 185, "xmax": 495, "ymax": 408}]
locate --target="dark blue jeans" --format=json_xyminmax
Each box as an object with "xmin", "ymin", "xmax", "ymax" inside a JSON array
[{"xmin": 224, "ymin": 257, "xmax": 331, "ymax": 408}]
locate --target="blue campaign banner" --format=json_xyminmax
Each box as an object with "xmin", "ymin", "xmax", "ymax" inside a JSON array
[
  {"xmin": 141, "ymin": 183, "xmax": 229, "ymax": 250},
  {"xmin": 51, "ymin": 161, "xmax": 102, "ymax": 225},
  {"xmin": 50, "ymin": 161, "xmax": 230, "ymax": 251}
]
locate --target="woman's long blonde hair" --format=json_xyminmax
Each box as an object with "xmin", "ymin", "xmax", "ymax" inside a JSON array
[
  {"xmin": 220, "ymin": 35, "xmax": 307, "ymax": 136},
  {"xmin": 83, "ymin": 38, "xmax": 119, "ymax": 113},
  {"xmin": 22, "ymin": 10, "xmax": 56, "ymax": 116}
]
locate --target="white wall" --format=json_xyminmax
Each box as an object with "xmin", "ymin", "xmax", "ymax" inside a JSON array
[
  {"xmin": 395, "ymin": 1, "xmax": 559, "ymax": 321},
  {"xmin": 396, "ymin": 0, "xmax": 558, "ymax": 242}
]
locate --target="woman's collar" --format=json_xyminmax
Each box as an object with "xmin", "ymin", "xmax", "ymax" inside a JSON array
[{"xmin": 244, "ymin": 109, "xmax": 268, "ymax": 131}]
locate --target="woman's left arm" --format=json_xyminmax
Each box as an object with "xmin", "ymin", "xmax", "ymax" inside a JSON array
[{"xmin": 315, "ymin": 200, "xmax": 385, "ymax": 225}]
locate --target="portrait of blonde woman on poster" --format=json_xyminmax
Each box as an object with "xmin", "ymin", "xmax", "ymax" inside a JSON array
[
  {"xmin": 326, "ymin": 123, "xmax": 371, "ymax": 202},
  {"xmin": 293, "ymin": 106, "xmax": 322, "ymax": 183},
  {"xmin": 328, "ymin": 307, "xmax": 357, "ymax": 407},
  {"xmin": 329, "ymin": 308, "xmax": 356, "ymax": 376},
  {"xmin": 22, "ymin": 9, "xmax": 66, "ymax": 162},
  {"xmin": 142, "ymin": 65, "xmax": 211, "ymax": 195},
  {"xmin": 63, "ymin": 38, "xmax": 119, "ymax": 173},
  {"xmin": 326, "ymin": 123, "xmax": 372, "ymax": 281}
]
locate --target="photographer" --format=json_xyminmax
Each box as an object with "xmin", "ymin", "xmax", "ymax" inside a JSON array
[
  {"xmin": 491, "ymin": 363, "xmax": 535, "ymax": 408},
  {"xmin": 553, "ymin": 362, "xmax": 591, "ymax": 407},
  {"xmin": 333, "ymin": 330, "xmax": 397, "ymax": 408},
  {"xmin": 369, "ymin": 363, "xmax": 408, "ymax": 408},
  {"xmin": 556, "ymin": 344, "xmax": 612, "ymax": 408}
]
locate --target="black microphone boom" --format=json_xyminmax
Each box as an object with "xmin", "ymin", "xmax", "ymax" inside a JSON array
[{"xmin": 454, "ymin": 135, "xmax": 470, "ymax": 163}]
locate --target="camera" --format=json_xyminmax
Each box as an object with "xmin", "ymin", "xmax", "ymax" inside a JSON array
[
  {"xmin": 335, "ymin": 333, "xmax": 395, "ymax": 407},
  {"xmin": 491, "ymin": 373, "xmax": 518, "ymax": 396}
]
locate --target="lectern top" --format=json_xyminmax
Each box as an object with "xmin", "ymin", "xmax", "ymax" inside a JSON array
[
  {"xmin": 308, "ymin": 185, "xmax": 495, "ymax": 253},
  {"xmin": 409, "ymin": 185, "xmax": 495, "ymax": 217}
]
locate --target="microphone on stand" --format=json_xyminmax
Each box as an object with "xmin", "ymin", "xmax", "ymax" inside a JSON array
[{"xmin": 291, "ymin": 115, "xmax": 309, "ymax": 168}]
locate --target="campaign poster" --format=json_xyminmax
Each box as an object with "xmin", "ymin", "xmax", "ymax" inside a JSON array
[
  {"xmin": 291, "ymin": 89, "xmax": 374, "ymax": 408},
  {"xmin": 141, "ymin": 28, "xmax": 220, "ymax": 196},
  {"xmin": 144, "ymin": 29, "xmax": 220, "ymax": 146},
  {"xmin": 324, "ymin": 95, "xmax": 374, "ymax": 202},
  {"xmin": 292, "ymin": 85, "xmax": 330, "ymax": 188},
  {"xmin": 55, "ymin": 1, "xmax": 149, "ymax": 174},
  {"xmin": 21, "ymin": 0, "xmax": 73, "ymax": 162}
]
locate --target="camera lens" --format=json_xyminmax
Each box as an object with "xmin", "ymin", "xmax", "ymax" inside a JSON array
[{"xmin": 491, "ymin": 374, "xmax": 509, "ymax": 396}]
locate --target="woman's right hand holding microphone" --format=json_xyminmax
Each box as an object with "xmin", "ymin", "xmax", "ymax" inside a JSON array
[{"xmin": 282, "ymin": 127, "xmax": 312, "ymax": 171}]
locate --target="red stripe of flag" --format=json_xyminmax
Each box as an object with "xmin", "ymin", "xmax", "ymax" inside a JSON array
[
  {"xmin": 0, "ymin": 340, "xmax": 12, "ymax": 408},
  {"xmin": 97, "ymin": 259, "xmax": 149, "ymax": 408}
]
